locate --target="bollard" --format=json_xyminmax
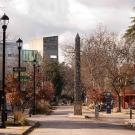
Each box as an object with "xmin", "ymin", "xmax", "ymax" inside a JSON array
[
  {"xmin": 95, "ymin": 103, "xmax": 99, "ymax": 119},
  {"xmin": 29, "ymin": 108, "xmax": 32, "ymax": 117},
  {"xmin": 130, "ymin": 109, "xmax": 132, "ymax": 119}
]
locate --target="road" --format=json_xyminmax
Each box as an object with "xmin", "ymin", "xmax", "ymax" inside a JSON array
[{"xmin": 29, "ymin": 106, "xmax": 135, "ymax": 135}]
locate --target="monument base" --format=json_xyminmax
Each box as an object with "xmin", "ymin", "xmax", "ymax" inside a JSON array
[{"xmin": 74, "ymin": 101, "xmax": 82, "ymax": 115}]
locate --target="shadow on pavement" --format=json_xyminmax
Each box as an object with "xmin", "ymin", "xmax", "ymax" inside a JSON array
[
  {"xmin": 0, "ymin": 133, "xmax": 17, "ymax": 135},
  {"xmin": 51, "ymin": 111, "xmax": 73, "ymax": 116},
  {"xmin": 37, "ymin": 120, "xmax": 127, "ymax": 130}
]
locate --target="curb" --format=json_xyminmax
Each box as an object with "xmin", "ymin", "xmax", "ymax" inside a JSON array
[
  {"xmin": 125, "ymin": 124, "xmax": 135, "ymax": 130},
  {"xmin": 21, "ymin": 122, "xmax": 40, "ymax": 135}
]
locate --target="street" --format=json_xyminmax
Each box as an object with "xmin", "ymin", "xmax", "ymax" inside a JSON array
[{"xmin": 29, "ymin": 106, "xmax": 135, "ymax": 135}]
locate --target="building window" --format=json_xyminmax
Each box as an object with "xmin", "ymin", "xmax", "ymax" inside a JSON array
[
  {"xmin": 50, "ymin": 55, "xmax": 57, "ymax": 59},
  {"xmin": 8, "ymin": 54, "xmax": 14, "ymax": 57}
]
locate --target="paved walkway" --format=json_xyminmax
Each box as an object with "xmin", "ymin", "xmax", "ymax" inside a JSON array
[
  {"xmin": 0, "ymin": 125, "xmax": 31, "ymax": 135},
  {"xmin": 29, "ymin": 106, "xmax": 135, "ymax": 135}
]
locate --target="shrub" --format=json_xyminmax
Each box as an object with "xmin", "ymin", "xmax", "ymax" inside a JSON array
[
  {"xmin": 13, "ymin": 111, "xmax": 29, "ymax": 126},
  {"xmin": 36, "ymin": 101, "xmax": 51, "ymax": 115}
]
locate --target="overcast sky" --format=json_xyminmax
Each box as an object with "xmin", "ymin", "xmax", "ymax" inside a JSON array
[{"xmin": 0, "ymin": 0, "xmax": 135, "ymax": 61}]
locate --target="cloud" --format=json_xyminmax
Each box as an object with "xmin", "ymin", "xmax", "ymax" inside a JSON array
[
  {"xmin": 76, "ymin": 0, "xmax": 135, "ymax": 34},
  {"xmin": 0, "ymin": 0, "xmax": 72, "ymax": 41},
  {"xmin": 9, "ymin": 0, "xmax": 29, "ymax": 15},
  {"xmin": 78, "ymin": 0, "xmax": 134, "ymax": 9},
  {"xmin": 0, "ymin": 0, "xmax": 134, "ymax": 43}
]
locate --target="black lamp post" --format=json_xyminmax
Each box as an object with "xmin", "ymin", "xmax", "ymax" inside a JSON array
[
  {"xmin": 0, "ymin": 13, "xmax": 9, "ymax": 128},
  {"xmin": 32, "ymin": 59, "xmax": 36, "ymax": 115},
  {"xmin": 16, "ymin": 38, "xmax": 23, "ymax": 92}
]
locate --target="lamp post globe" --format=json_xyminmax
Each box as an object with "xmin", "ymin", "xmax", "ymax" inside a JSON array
[
  {"xmin": 33, "ymin": 59, "xmax": 36, "ymax": 66},
  {"xmin": 16, "ymin": 38, "xmax": 23, "ymax": 92},
  {"xmin": 0, "ymin": 13, "xmax": 9, "ymax": 128},
  {"xmin": 0, "ymin": 13, "xmax": 9, "ymax": 27},
  {"xmin": 16, "ymin": 38, "xmax": 23, "ymax": 49}
]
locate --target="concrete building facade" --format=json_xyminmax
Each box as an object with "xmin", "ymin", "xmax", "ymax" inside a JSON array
[
  {"xmin": 22, "ymin": 50, "xmax": 41, "ymax": 62},
  {"xmin": 0, "ymin": 42, "xmax": 19, "ymax": 89},
  {"xmin": 0, "ymin": 42, "xmax": 19, "ymax": 74},
  {"xmin": 29, "ymin": 36, "xmax": 58, "ymax": 61}
]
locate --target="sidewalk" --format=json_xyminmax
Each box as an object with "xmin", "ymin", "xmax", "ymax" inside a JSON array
[
  {"xmin": 0, "ymin": 116, "xmax": 37, "ymax": 135},
  {"xmin": 0, "ymin": 125, "xmax": 31, "ymax": 135},
  {"xmin": 28, "ymin": 106, "xmax": 135, "ymax": 135},
  {"xmin": 0, "ymin": 107, "xmax": 135, "ymax": 134},
  {"xmin": 86, "ymin": 108, "xmax": 135, "ymax": 127}
]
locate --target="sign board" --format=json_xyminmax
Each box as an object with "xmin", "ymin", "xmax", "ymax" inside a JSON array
[
  {"xmin": 13, "ymin": 67, "xmax": 26, "ymax": 72},
  {"xmin": 17, "ymin": 76, "xmax": 31, "ymax": 82}
]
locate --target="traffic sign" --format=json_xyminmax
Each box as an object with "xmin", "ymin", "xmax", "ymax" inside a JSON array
[{"xmin": 13, "ymin": 67, "xmax": 26, "ymax": 72}]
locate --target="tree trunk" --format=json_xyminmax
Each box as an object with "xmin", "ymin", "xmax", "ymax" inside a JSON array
[{"xmin": 117, "ymin": 94, "xmax": 121, "ymax": 112}]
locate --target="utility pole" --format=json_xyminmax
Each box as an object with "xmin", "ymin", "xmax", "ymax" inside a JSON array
[
  {"xmin": 0, "ymin": 13, "xmax": 9, "ymax": 128},
  {"xmin": 32, "ymin": 59, "xmax": 36, "ymax": 115},
  {"xmin": 16, "ymin": 38, "xmax": 23, "ymax": 92},
  {"xmin": 74, "ymin": 33, "xmax": 82, "ymax": 115}
]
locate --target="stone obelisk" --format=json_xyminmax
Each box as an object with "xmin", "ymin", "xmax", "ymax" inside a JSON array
[{"xmin": 74, "ymin": 33, "xmax": 82, "ymax": 115}]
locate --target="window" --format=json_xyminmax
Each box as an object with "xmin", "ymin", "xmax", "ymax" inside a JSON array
[
  {"xmin": 50, "ymin": 55, "xmax": 57, "ymax": 59},
  {"xmin": 8, "ymin": 54, "xmax": 14, "ymax": 57}
]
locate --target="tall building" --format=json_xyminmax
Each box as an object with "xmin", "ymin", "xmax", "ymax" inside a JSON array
[
  {"xmin": 0, "ymin": 41, "xmax": 43, "ymax": 75},
  {"xmin": 29, "ymin": 36, "xmax": 58, "ymax": 61},
  {"xmin": 0, "ymin": 42, "xmax": 19, "ymax": 74},
  {"xmin": 0, "ymin": 42, "xmax": 19, "ymax": 89}
]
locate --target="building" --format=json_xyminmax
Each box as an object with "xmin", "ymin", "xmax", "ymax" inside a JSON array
[
  {"xmin": 0, "ymin": 42, "xmax": 42, "ymax": 73},
  {"xmin": 28, "ymin": 36, "xmax": 58, "ymax": 61},
  {"xmin": 122, "ymin": 89, "xmax": 135, "ymax": 109},
  {"xmin": 22, "ymin": 50, "xmax": 42, "ymax": 64},
  {"xmin": 0, "ymin": 41, "xmax": 19, "ymax": 89},
  {"xmin": 0, "ymin": 41, "xmax": 19, "ymax": 74}
]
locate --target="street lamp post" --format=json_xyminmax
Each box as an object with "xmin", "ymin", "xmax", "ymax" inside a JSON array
[
  {"xmin": 0, "ymin": 13, "xmax": 9, "ymax": 128},
  {"xmin": 16, "ymin": 38, "xmax": 23, "ymax": 92},
  {"xmin": 32, "ymin": 59, "xmax": 36, "ymax": 115}
]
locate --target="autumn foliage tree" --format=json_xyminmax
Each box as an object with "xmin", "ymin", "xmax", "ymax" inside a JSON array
[
  {"xmin": 5, "ymin": 74, "xmax": 21, "ymax": 111},
  {"xmin": 62, "ymin": 25, "xmax": 135, "ymax": 112},
  {"xmin": 81, "ymin": 26, "xmax": 135, "ymax": 112},
  {"xmin": 37, "ymin": 81, "xmax": 54, "ymax": 102}
]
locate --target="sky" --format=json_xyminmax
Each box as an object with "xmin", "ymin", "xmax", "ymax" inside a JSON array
[{"xmin": 0, "ymin": 0, "xmax": 135, "ymax": 62}]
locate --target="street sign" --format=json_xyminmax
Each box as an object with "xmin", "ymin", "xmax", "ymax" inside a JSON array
[
  {"xmin": 13, "ymin": 67, "xmax": 26, "ymax": 72},
  {"xmin": 17, "ymin": 76, "xmax": 31, "ymax": 82}
]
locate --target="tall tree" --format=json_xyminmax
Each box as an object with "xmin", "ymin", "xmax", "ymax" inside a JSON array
[
  {"xmin": 124, "ymin": 16, "xmax": 135, "ymax": 44},
  {"xmin": 43, "ymin": 58, "xmax": 64, "ymax": 102},
  {"xmin": 81, "ymin": 26, "xmax": 134, "ymax": 112}
]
